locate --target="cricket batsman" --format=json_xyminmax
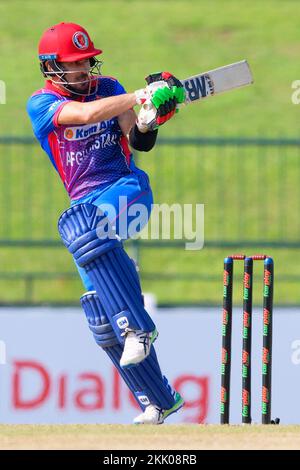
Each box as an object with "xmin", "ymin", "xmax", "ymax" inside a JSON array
[{"xmin": 27, "ymin": 22, "xmax": 185, "ymax": 424}]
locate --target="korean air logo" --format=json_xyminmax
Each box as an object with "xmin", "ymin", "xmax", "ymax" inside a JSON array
[
  {"xmin": 65, "ymin": 129, "xmax": 74, "ymax": 140},
  {"xmin": 73, "ymin": 31, "xmax": 89, "ymax": 50},
  {"xmin": 117, "ymin": 317, "xmax": 129, "ymax": 330},
  {"xmin": 64, "ymin": 123, "xmax": 105, "ymax": 141}
]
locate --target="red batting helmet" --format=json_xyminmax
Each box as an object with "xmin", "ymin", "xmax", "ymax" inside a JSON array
[
  {"xmin": 38, "ymin": 22, "xmax": 102, "ymax": 62},
  {"xmin": 38, "ymin": 22, "xmax": 103, "ymax": 96}
]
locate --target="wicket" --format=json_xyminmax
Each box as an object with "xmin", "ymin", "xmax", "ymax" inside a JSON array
[{"xmin": 220, "ymin": 254, "xmax": 274, "ymax": 425}]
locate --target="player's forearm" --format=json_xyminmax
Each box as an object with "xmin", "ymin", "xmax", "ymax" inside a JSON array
[
  {"xmin": 83, "ymin": 93, "xmax": 137, "ymax": 124},
  {"xmin": 58, "ymin": 93, "xmax": 138, "ymax": 126}
]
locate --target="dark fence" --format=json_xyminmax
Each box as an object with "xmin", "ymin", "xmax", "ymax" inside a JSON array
[{"xmin": 0, "ymin": 136, "xmax": 300, "ymax": 306}]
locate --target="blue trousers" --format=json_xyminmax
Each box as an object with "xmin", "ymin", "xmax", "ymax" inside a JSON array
[{"xmin": 71, "ymin": 168, "xmax": 153, "ymax": 291}]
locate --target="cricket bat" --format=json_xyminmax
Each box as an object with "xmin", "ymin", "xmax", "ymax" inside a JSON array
[
  {"xmin": 138, "ymin": 60, "xmax": 253, "ymax": 130},
  {"xmin": 182, "ymin": 60, "xmax": 253, "ymax": 104}
]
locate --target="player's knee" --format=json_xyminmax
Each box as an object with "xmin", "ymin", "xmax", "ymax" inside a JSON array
[{"xmin": 58, "ymin": 203, "xmax": 119, "ymax": 267}]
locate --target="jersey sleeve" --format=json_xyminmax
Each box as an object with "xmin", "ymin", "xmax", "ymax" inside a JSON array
[
  {"xmin": 114, "ymin": 80, "xmax": 127, "ymax": 96},
  {"xmin": 26, "ymin": 93, "xmax": 68, "ymax": 140},
  {"xmin": 97, "ymin": 76, "xmax": 127, "ymax": 98}
]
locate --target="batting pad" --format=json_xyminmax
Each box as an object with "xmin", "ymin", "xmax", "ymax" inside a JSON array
[
  {"xmin": 81, "ymin": 291, "xmax": 176, "ymax": 411},
  {"xmin": 58, "ymin": 203, "xmax": 156, "ymax": 343}
]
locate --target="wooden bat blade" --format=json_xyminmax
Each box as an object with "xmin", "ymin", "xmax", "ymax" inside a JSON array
[{"xmin": 182, "ymin": 60, "xmax": 253, "ymax": 104}]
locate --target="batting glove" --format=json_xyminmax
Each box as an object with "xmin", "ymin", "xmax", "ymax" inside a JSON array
[{"xmin": 146, "ymin": 72, "xmax": 185, "ymax": 127}]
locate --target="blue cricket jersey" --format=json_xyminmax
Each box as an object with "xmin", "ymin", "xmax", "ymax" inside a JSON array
[{"xmin": 27, "ymin": 76, "xmax": 135, "ymax": 200}]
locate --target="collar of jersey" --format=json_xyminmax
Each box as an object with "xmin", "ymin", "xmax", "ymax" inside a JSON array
[
  {"xmin": 44, "ymin": 80, "xmax": 97, "ymax": 101},
  {"xmin": 45, "ymin": 80, "xmax": 75, "ymax": 97}
]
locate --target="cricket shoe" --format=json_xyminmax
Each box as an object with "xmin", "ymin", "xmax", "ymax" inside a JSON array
[
  {"xmin": 133, "ymin": 392, "xmax": 185, "ymax": 425},
  {"xmin": 120, "ymin": 328, "xmax": 158, "ymax": 368}
]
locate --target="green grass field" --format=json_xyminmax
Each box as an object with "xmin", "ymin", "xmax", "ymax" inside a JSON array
[
  {"xmin": 1, "ymin": 1, "xmax": 300, "ymax": 305},
  {"xmin": 1, "ymin": 140, "xmax": 300, "ymax": 305},
  {"xmin": 1, "ymin": 424, "xmax": 300, "ymax": 450},
  {"xmin": 1, "ymin": 0, "xmax": 300, "ymax": 136}
]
